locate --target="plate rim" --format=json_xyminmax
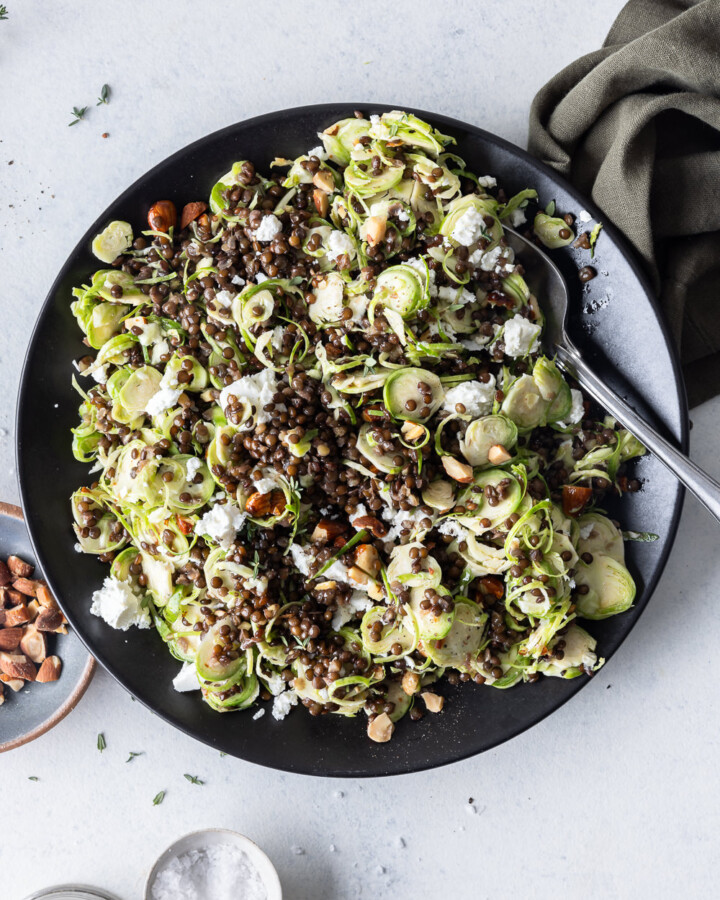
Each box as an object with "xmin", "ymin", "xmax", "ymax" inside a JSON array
[
  {"xmin": 0, "ymin": 502, "xmax": 96, "ymax": 754},
  {"xmin": 15, "ymin": 102, "xmax": 689, "ymax": 775}
]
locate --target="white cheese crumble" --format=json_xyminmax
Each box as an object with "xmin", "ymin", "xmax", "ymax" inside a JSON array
[
  {"xmin": 253, "ymin": 708, "xmax": 266, "ymax": 720},
  {"xmin": 451, "ymin": 208, "xmax": 486, "ymax": 246},
  {"xmin": 254, "ymin": 273, "xmax": 269, "ymax": 283},
  {"xmin": 150, "ymin": 339, "xmax": 170, "ymax": 365},
  {"xmin": 332, "ymin": 591, "xmax": 373, "ymax": 630},
  {"xmin": 196, "ymin": 503, "xmax": 246, "ymax": 550},
  {"xmin": 252, "ymin": 477, "xmax": 278, "ymax": 494},
  {"xmin": 557, "ymin": 389, "xmax": 585, "ymax": 428},
  {"xmin": 509, "ymin": 208, "xmax": 527, "ymax": 227},
  {"xmin": 308, "ymin": 145, "xmax": 327, "ymax": 160},
  {"xmin": 272, "ymin": 689, "xmax": 299, "ymax": 721},
  {"xmin": 325, "ymin": 229, "xmax": 354, "ymax": 263},
  {"xmin": 578, "ymin": 209, "xmax": 592, "ymax": 223},
  {"xmin": 503, "ymin": 315, "xmax": 541, "ymax": 357},
  {"xmin": 231, "ymin": 274, "xmax": 246, "ymax": 287},
  {"xmin": 443, "ymin": 377, "xmax": 496, "ymax": 418},
  {"xmin": 186, "ymin": 457, "xmax": 203, "ymax": 480},
  {"xmin": 383, "ymin": 507, "xmax": 433, "ymax": 542},
  {"xmin": 289, "ymin": 542, "xmax": 313, "ymax": 576},
  {"xmin": 254, "ymin": 214, "xmax": 283, "ymax": 242},
  {"xmin": 173, "ymin": 662, "xmax": 200, "ymax": 692},
  {"xmin": 459, "ymin": 335, "xmax": 491, "ymax": 351},
  {"xmin": 90, "ymin": 576, "xmax": 151, "ymax": 631},
  {"xmin": 145, "ymin": 386, "xmax": 182, "ymax": 417},
  {"xmin": 473, "ymin": 245, "xmax": 504, "ymax": 272},
  {"xmin": 270, "ymin": 326, "xmax": 284, "ymax": 351},
  {"xmin": 368, "ymin": 114, "xmax": 392, "ymax": 141},
  {"xmin": 218, "ymin": 369, "xmax": 279, "ymax": 428},
  {"xmin": 438, "ymin": 285, "xmax": 475, "ymax": 306},
  {"xmin": 91, "ymin": 365, "xmax": 109, "ymax": 384},
  {"xmin": 214, "ymin": 289, "xmax": 235, "ymax": 309},
  {"xmin": 437, "ymin": 518, "xmax": 467, "ymax": 541},
  {"xmin": 477, "ymin": 175, "xmax": 497, "ymax": 188},
  {"xmin": 349, "ymin": 504, "xmax": 369, "ymax": 528},
  {"xmin": 580, "ymin": 522, "xmax": 595, "ymax": 540}
]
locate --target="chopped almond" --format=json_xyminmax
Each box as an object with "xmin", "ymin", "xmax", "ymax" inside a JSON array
[
  {"xmin": 311, "ymin": 519, "xmax": 347, "ymax": 544},
  {"xmin": 313, "ymin": 188, "xmax": 329, "ymax": 217},
  {"xmin": 36, "ymin": 656, "xmax": 62, "ymax": 683},
  {"xmin": 312, "ymin": 170, "xmax": 335, "ymax": 194},
  {"xmin": 421, "ymin": 691, "xmax": 444, "ymax": 713},
  {"xmin": 5, "ymin": 604, "xmax": 33, "ymax": 627},
  {"xmin": 347, "ymin": 566, "xmax": 369, "ymax": 586},
  {"xmin": 354, "ymin": 544, "xmax": 380, "ymax": 576},
  {"xmin": 441, "ymin": 456, "xmax": 474, "ymax": 484},
  {"xmin": 20, "ymin": 626, "xmax": 47, "ymax": 664},
  {"xmin": 36, "ymin": 583, "xmax": 59, "ymax": 610},
  {"xmin": 35, "ymin": 608, "xmax": 64, "ymax": 633},
  {"xmin": 562, "ymin": 484, "xmax": 593, "ymax": 517},
  {"xmin": 12, "ymin": 577, "xmax": 39, "ymax": 597},
  {"xmin": 0, "ymin": 651, "xmax": 36, "ymax": 682},
  {"xmin": 0, "ymin": 675, "xmax": 24, "ymax": 692},
  {"xmin": 0, "ymin": 560, "xmax": 10, "ymax": 587},
  {"xmin": 367, "ymin": 712, "xmax": 394, "ymax": 743},
  {"xmin": 488, "ymin": 444, "xmax": 512, "ymax": 464},
  {"xmin": 0, "ymin": 628, "xmax": 23, "ymax": 651},
  {"xmin": 402, "ymin": 671, "xmax": 421, "ymax": 695},
  {"xmin": 365, "ymin": 216, "xmax": 387, "ymax": 246},
  {"xmin": 7, "ymin": 556, "xmax": 33, "ymax": 578},
  {"xmin": 401, "ymin": 421, "xmax": 425, "ymax": 442}
]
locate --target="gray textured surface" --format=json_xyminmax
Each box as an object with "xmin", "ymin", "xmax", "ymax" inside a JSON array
[{"xmin": 2, "ymin": 2, "xmax": 720, "ymax": 898}]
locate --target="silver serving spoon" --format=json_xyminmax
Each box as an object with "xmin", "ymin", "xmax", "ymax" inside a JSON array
[{"xmin": 504, "ymin": 227, "xmax": 720, "ymax": 523}]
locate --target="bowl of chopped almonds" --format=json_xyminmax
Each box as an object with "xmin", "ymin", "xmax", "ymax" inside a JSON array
[{"xmin": 0, "ymin": 502, "xmax": 95, "ymax": 752}]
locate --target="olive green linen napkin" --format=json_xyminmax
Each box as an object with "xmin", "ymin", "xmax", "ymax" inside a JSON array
[{"xmin": 528, "ymin": 0, "xmax": 720, "ymax": 407}]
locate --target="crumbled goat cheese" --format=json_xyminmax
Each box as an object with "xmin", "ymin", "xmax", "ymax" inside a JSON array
[
  {"xmin": 348, "ymin": 292, "xmax": 369, "ymax": 322},
  {"xmin": 263, "ymin": 670, "xmax": 286, "ymax": 697},
  {"xmin": 579, "ymin": 522, "xmax": 595, "ymax": 540},
  {"xmin": 368, "ymin": 114, "xmax": 392, "ymax": 140},
  {"xmin": 219, "ymin": 369, "xmax": 280, "ymax": 428},
  {"xmin": 395, "ymin": 206, "xmax": 410, "ymax": 223},
  {"xmin": 578, "ymin": 209, "xmax": 593, "ymax": 223},
  {"xmin": 477, "ymin": 175, "xmax": 497, "ymax": 188},
  {"xmin": 475, "ymin": 245, "xmax": 504, "ymax": 272},
  {"xmin": 252, "ymin": 477, "xmax": 278, "ymax": 494},
  {"xmin": 150, "ymin": 339, "xmax": 170, "ymax": 365},
  {"xmin": 308, "ymin": 145, "xmax": 327, "ymax": 160},
  {"xmin": 254, "ymin": 214, "xmax": 283, "ymax": 242},
  {"xmin": 270, "ymin": 326, "xmax": 284, "ymax": 352},
  {"xmin": 509, "ymin": 207, "xmax": 527, "ymax": 227},
  {"xmin": 196, "ymin": 503, "xmax": 246, "ymax": 550},
  {"xmin": 451, "ymin": 208, "xmax": 486, "ymax": 246},
  {"xmin": 90, "ymin": 576, "xmax": 151, "ymax": 631},
  {"xmin": 272, "ymin": 689, "xmax": 299, "ymax": 721},
  {"xmin": 173, "ymin": 662, "xmax": 200, "ymax": 692},
  {"xmin": 91, "ymin": 365, "xmax": 109, "ymax": 384},
  {"xmin": 437, "ymin": 519, "xmax": 467, "ymax": 541},
  {"xmin": 438, "ymin": 285, "xmax": 475, "ymax": 306},
  {"xmin": 332, "ymin": 591, "xmax": 373, "ymax": 630},
  {"xmin": 460, "ymin": 336, "xmax": 491, "ymax": 351},
  {"xmin": 231, "ymin": 274, "xmax": 246, "ymax": 287},
  {"xmin": 349, "ymin": 504, "xmax": 369, "ymax": 528},
  {"xmin": 384, "ymin": 507, "xmax": 432, "ymax": 542},
  {"xmin": 186, "ymin": 457, "xmax": 203, "ymax": 480},
  {"xmin": 289, "ymin": 543, "xmax": 313, "ymax": 576},
  {"xmin": 254, "ymin": 273, "xmax": 269, "ymax": 283},
  {"xmin": 214, "ymin": 289, "xmax": 235, "ymax": 309},
  {"xmin": 443, "ymin": 377, "xmax": 496, "ymax": 418},
  {"xmin": 556, "ymin": 389, "xmax": 585, "ymax": 429},
  {"xmin": 145, "ymin": 386, "xmax": 182, "ymax": 417},
  {"xmin": 252, "ymin": 708, "xmax": 266, "ymax": 720},
  {"xmin": 150, "ymin": 843, "xmax": 268, "ymax": 900},
  {"xmin": 503, "ymin": 315, "xmax": 541, "ymax": 357},
  {"xmin": 325, "ymin": 230, "xmax": 354, "ymax": 263}
]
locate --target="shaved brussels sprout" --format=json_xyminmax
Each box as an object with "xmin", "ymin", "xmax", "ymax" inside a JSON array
[
  {"xmin": 92, "ymin": 220, "xmax": 133, "ymax": 264},
  {"xmin": 533, "ymin": 213, "xmax": 575, "ymax": 249},
  {"xmin": 575, "ymin": 554, "xmax": 636, "ymax": 619}
]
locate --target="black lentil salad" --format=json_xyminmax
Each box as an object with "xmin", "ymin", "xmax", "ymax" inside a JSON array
[{"xmin": 71, "ymin": 110, "xmax": 645, "ymax": 741}]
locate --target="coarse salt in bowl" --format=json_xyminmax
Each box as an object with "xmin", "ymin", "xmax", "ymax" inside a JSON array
[{"xmin": 145, "ymin": 829, "xmax": 282, "ymax": 900}]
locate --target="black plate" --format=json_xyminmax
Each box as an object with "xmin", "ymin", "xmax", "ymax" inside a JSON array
[
  {"xmin": 16, "ymin": 104, "xmax": 688, "ymax": 776},
  {"xmin": 0, "ymin": 503, "xmax": 95, "ymax": 752}
]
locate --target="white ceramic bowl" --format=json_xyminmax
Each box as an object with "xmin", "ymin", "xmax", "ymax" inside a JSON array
[{"xmin": 145, "ymin": 828, "xmax": 282, "ymax": 900}]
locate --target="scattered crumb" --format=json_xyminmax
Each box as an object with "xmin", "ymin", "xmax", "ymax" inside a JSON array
[
  {"xmin": 468, "ymin": 797, "xmax": 474, "ymax": 804},
  {"xmin": 466, "ymin": 803, "xmax": 477, "ymax": 815},
  {"xmin": 376, "ymin": 865, "xmax": 385, "ymax": 875},
  {"xmin": 329, "ymin": 844, "xmax": 337, "ymax": 853},
  {"xmin": 8, "ymin": 160, "xmax": 13, "ymax": 165},
  {"xmin": 252, "ymin": 708, "xmax": 265, "ymax": 720},
  {"xmin": 101, "ymin": 133, "xmax": 109, "ymax": 139},
  {"xmin": 334, "ymin": 790, "xmax": 344, "ymax": 799},
  {"xmin": 292, "ymin": 846, "xmax": 305, "ymax": 856},
  {"xmin": 396, "ymin": 837, "xmax": 406, "ymax": 849}
]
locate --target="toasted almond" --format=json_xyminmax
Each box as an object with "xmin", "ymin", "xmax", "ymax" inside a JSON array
[
  {"xmin": 421, "ymin": 691, "xmax": 444, "ymax": 713},
  {"xmin": 312, "ymin": 170, "xmax": 335, "ymax": 194},
  {"xmin": 365, "ymin": 216, "xmax": 387, "ymax": 247},
  {"xmin": 26, "ymin": 599, "xmax": 40, "ymax": 621},
  {"xmin": 12, "ymin": 577, "xmax": 39, "ymax": 597},
  {"xmin": 147, "ymin": 200, "xmax": 177, "ymax": 233},
  {"xmin": 313, "ymin": 188, "xmax": 329, "ymax": 218},
  {"xmin": 0, "ymin": 675, "xmax": 24, "ymax": 692},
  {"xmin": 315, "ymin": 580, "xmax": 338, "ymax": 591},
  {"xmin": 36, "ymin": 656, "xmax": 62, "ymax": 683},
  {"xmin": 350, "ymin": 515, "xmax": 388, "ymax": 539},
  {"xmin": 402, "ymin": 671, "xmax": 421, "ymax": 695},
  {"xmin": 401, "ymin": 420, "xmax": 425, "ymax": 442},
  {"xmin": 36, "ymin": 583, "xmax": 59, "ymax": 610},
  {"xmin": 367, "ymin": 712, "xmax": 394, "ymax": 743},
  {"xmin": 311, "ymin": 519, "xmax": 347, "ymax": 544},
  {"xmin": 441, "ymin": 455, "xmax": 474, "ymax": 484},
  {"xmin": 7, "ymin": 556, "xmax": 33, "ymax": 578},
  {"xmin": 35, "ymin": 608, "xmax": 64, "ymax": 633},
  {"xmin": 488, "ymin": 444, "xmax": 512, "ymax": 464},
  {"xmin": 347, "ymin": 566, "xmax": 369, "ymax": 586},
  {"xmin": 180, "ymin": 200, "xmax": 208, "ymax": 230},
  {"xmin": 5, "ymin": 604, "xmax": 32, "ymax": 627},
  {"xmin": 367, "ymin": 581, "xmax": 385, "ymax": 601},
  {"xmin": 0, "ymin": 560, "xmax": 11, "ymax": 586},
  {"xmin": 20, "ymin": 626, "xmax": 47, "ymax": 664},
  {"xmin": 354, "ymin": 544, "xmax": 380, "ymax": 576},
  {"xmin": 0, "ymin": 628, "xmax": 23, "ymax": 651},
  {"xmin": 0, "ymin": 651, "xmax": 36, "ymax": 682},
  {"xmin": 0, "ymin": 610, "xmax": 5, "ymax": 627},
  {"xmin": 0, "ymin": 683, "xmax": 4, "ymax": 705}
]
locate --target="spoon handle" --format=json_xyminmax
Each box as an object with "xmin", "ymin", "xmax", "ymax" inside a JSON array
[{"xmin": 556, "ymin": 343, "xmax": 720, "ymax": 523}]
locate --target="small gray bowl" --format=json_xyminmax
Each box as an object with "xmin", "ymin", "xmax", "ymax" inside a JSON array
[{"xmin": 145, "ymin": 828, "xmax": 282, "ymax": 900}]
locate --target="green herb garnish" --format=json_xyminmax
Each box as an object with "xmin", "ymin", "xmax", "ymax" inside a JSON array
[
  {"xmin": 126, "ymin": 751, "xmax": 143, "ymax": 763},
  {"xmin": 153, "ymin": 791, "xmax": 165, "ymax": 805},
  {"xmin": 28, "ymin": 776, "xmax": 39, "ymax": 782},
  {"xmin": 69, "ymin": 106, "xmax": 88, "ymax": 127},
  {"xmin": 589, "ymin": 222, "xmax": 603, "ymax": 258},
  {"xmin": 0, "ymin": 6, "xmax": 8, "ymax": 20},
  {"xmin": 184, "ymin": 773, "xmax": 204, "ymax": 785},
  {"xmin": 250, "ymin": 550, "xmax": 261, "ymax": 579},
  {"xmin": 96, "ymin": 84, "xmax": 110, "ymax": 105},
  {"xmin": 97, "ymin": 733, "xmax": 106, "ymax": 752}
]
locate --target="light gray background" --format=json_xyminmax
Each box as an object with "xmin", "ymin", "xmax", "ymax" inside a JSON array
[{"xmin": 2, "ymin": 2, "xmax": 719, "ymax": 898}]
